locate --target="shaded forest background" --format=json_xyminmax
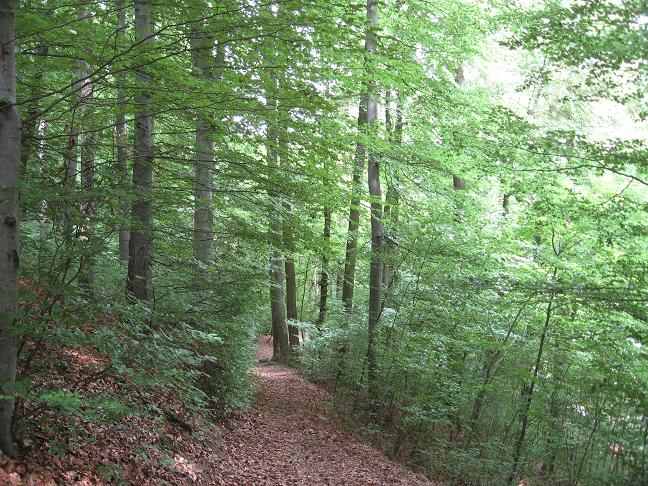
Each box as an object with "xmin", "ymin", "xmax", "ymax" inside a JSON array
[{"xmin": 0, "ymin": 0, "xmax": 647, "ymax": 484}]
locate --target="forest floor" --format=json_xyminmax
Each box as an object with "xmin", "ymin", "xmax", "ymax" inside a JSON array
[
  {"xmin": 211, "ymin": 335, "xmax": 438, "ymax": 485},
  {"xmin": 0, "ymin": 335, "xmax": 438, "ymax": 485}
]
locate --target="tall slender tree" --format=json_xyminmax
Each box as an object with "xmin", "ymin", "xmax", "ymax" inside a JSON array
[
  {"xmin": 77, "ymin": 3, "xmax": 96, "ymax": 294},
  {"xmin": 365, "ymin": 0, "xmax": 383, "ymax": 398},
  {"xmin": 0, "ymin": 0, "xmax": 20, "ymax": 458},
  {"xmin": 318, "ymin": 206, "xmax": 331, "ymax": 325},
  {"xmin": 452, "ymin": 66, "xmax": 466, "ymax": 194},
  {"xmin": 284, "ymin": 213, "xmax": 300, "ymax": 346},
  {"xmin": 267, "ymin": 121, "xmax": 290, "ymax": 363},
  {"xmin": 62, "ymin": 77, "xmax": 79, "ymax": 232},
  {"xmin": 116, "ymin": 1, "xmax": 129, "ymax": 261},
  {"xmin": 191, "ymin": 27, "xmax": 215, "ymax": 270},
  {"xmin": 382, "ymin": 90, "xmax": 402, "ymax": 293},
  {"xmin": 265, "ymin": 2, "xmax": 291, "ymax": 362},
  {"xmin": 341, "ymin": 98, "xmax": 367, "ymax": 312},
  {"xmin": 127, "ymin": 0, "xmax": 154, "ymax": 300},
  {"xmin": 508, "ymin": 267, "xmax": 558, "ymax": 486}
]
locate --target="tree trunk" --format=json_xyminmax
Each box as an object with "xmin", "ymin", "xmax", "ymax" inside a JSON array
[
  {"xmin": 317, "ymin": 207, "xmax": 331, "ymax": 326},
  {"xmin": 127, "ymin": 0, "xmax": 154, "ymax": 300},
  {"xmin": 266, "ymin": 64, "xmax": 290, "ymax": 361},
  {"xmin": 270, "ymin": 249, "xmax": 290, "ymax": 363},
  {"xmin": 0, "ymin": 0, "xmax": 20, "ymax": 458},
  {"xmin": 191, "ymin": 29, "xmax": 215, "ymax": 269},
  {"xmin": 269, "ymin": 245, "xmax": 289, "ymax": 362},
  {"xmin": 116, "ymin": 1, "xmax": 129, "ymax": 261},
  {"xmin": 285, "ymin": 257, "xmax": 299, "ymax": 345},
  {"xmin": 78, "ymin": 5, "xmax": 95, "ymax": 294},
  {"xmin": 382, "ymin": 90, "xmax": 402, "ymax": 294},
  {"xmin": 366, "ymin": 0, "xmax": 382, "ymax": 400},
  {"xmin": 21, "ymin": 41, "xmax": 48, "ymax": 243},
  {"xmin": 267, "ymin": 127, "xmax": 290, "ymax": 363},
  {"xmin": 466, "ymin": 299, "xmax": 529, "ymax": 448},
  {"xmin": 507, "ymin": 271, "xmax": 557, "ymax": 486},
  {"xmin": 341, "ymin": 98, "xmax": 367, "ymax": 312},
  {"xmin": 62, "ymin": 112, "xmax": 79, "ymax": 232},
  {"xmin": 283, "ymin": 206, "xmax": 299, "ymax": 346},
  {"xmin": 20, "ymin": 44, "xmax": 47, "ymax": 178},
  {"xmin": 78, "ymin": 121, "xmax": 96, "ymax": 294},
  {"xmin": 452, "ymin": 66, "xmax": 465, "ymax": 207}
]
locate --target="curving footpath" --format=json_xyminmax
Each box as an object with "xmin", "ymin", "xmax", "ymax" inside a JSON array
[{"xmin": 211, "ymin": 337, "xmax": 439, "ymax": 486}]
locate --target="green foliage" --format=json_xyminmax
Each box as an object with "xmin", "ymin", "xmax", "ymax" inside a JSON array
[
  {"xmin": 7, "ymin": 0, "xmax": 647, "ymax": 484},
  {"xmin": 96, "ymin": 462, "xmax": 126, "ymax": 485}
]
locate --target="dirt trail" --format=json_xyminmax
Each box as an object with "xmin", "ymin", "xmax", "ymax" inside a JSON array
[{"xmin": 212, "ymin": 336, "xmax": 438, "ymax": 485}]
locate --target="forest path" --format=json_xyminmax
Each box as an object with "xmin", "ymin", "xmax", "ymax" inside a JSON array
[{"xmin": 211, "ymin": 335, "xmax": 438, "ymax": 485}]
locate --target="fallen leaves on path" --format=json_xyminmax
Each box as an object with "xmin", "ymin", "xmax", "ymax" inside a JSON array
[{"xmin": 212, "ymin": 336, "xmax": 439, "ymax": 485}]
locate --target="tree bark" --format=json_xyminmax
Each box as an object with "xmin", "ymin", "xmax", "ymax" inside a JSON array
[
  {"xmin": 285, "ymin": 256, "xmax": 299, "ymax": 345},
  {"xmin": 20, "ymin": 44, "xmax": 47, "ymax": 178},
  {"xmin": 191, "ymin": 29, "xmax": 216, "ymax": 269},
  {"xmin": 366, "ymin": 0, "xmax": 382, "ymax": 400},
  {"xmin": 116, "ymin": 1, "xmax": 129, "ymax": 261},
  {"xmin": 317, "ymin": 207, "xmax": 331, "ymax": 325},
  {"xmin": 335, "ymin": 261, "xmax": 343, "ymax": 299},
  {"xmin": 452, "ymin": 66, "xmax": 465, "ymax": 200},
  {"xmin": 265, "ymin": 42, "xmax": 290, "ymax": 360},
  {"xmin": 503, "ymin": 193, "xmax": 511, "ymax": 216},
  {"xmin": 0, "ymin": 0, "xmax": 20, "ymax": 458},
  {"xmin": 127, "ymin": 0, "xmax": 154, "ymax": 300},
  {"xmin": 62, "ymin": 111, "xmax": 79, "ymax": 232},
  {"xmin": 267, "ymin": 122, "xmax": 290, "ymax": 363},
  {"xmin": 269, "ymin": 245, "xmax": 290, "ymax": 362},
  {"xmin": 382, "ymin": 90, "xmax": 402, "ymax": 293},
  {"xmin": 283, "ymin": 205, "xmax": 299, "ymax": 346},
  {"xmin": 341, "ymin": 98, "xmax": 367, "ymax": 313},
  {"xmin": 77, "ymin": 5, "xmax": 95, "ymax": 294}
]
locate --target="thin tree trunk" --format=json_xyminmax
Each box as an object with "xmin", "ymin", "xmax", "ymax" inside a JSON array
[
  {"xmin": 116, "ymin": 1, "xmax": 129, "ymax": 261},
  {"xmin": 21, "ymin": 42, "xmax": 48, "ymax": 245},
  {"xmin": 507, "ymin": 269, "xmax": 557, "ymax": 486},
  {"xmin": 284, "ymin": 207, "xmax": 299, "ymax": 346},
  {"xmin": 265, "ymin": 42, "xmax": 290, "ymax": 361},
  {"xmin": 382, "ymin": 90, "xmax": 402, "ymax": 293},
  {"xmin": 366, "ymin": 0, "xmax": 383, "ymax": 400},
  {"xmin": 455, "ymin": 64, "xmax": 465, "ymax": 84},
  {"xmin": 267, "ymin": 124, "xmax": 290, "ymax": 363},
  {"xmin": 541, "ymin": 387, "xmax": 559, "ymax": 480},
  {"xmin": 191, "ymin": 29, "xmax": 215, "ymax": 269},
  {"xmin": 452, "ymin": 66, "xmax": 465, "ymax": 204},
  {"xmin": 335, "ymin": 261, "xmax": 343, "ymax": 299},
  {"xmin": 466, "ymin": 298, "xmax": 529, "ymax": 447},
  {"xmin": 503, "ymin": 193, "xmax": 511, "ymax": 216},
  {"xmin": 382, "ymin": 94, "xmax": 393, "ymax": 289},
  {"xmin": 318, "ymin": 207, "xmax": 331, "ymax": 326},
  {"xmin": 341, "ymin": 98, "xmax": 367, "ymax": 312},
  {"xmin": 78, "ymin": 122, "xmax": 96, "ymax": 294},
  {"xmin": 0, "ymin": 0, "xmax": 20, "ymax": 458},
  {"xmin": 266, "ymin": 0, "xmax": 296, "ymax": 350},
  {"xmin": 78, "ymin": 4, "xmax": 95, "ymax": 294},
  {"xmin": 127, "ymin": 0, "xmax": 154, "ymax": 300},
  {"xmin": 62, "ymin": 111, "xmax": 79, "ymax": 232},
  {"xmin": 20, "ymin": 44, "xmax": 47, "ymax": 178}
]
